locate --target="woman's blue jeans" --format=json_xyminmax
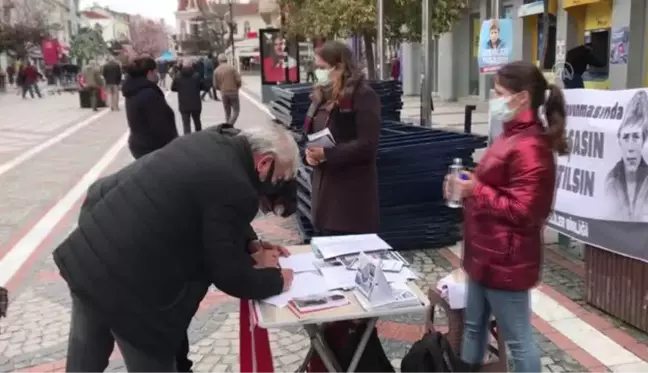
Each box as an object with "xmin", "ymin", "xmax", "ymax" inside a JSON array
[{"xmin": 460, "ymin": 280, "xmax": 540, "ymax": 372}]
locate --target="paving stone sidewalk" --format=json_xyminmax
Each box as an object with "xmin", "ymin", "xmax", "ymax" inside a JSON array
[{"xmin": 0, "ymin": 91, "xmax": 608, "ymax": 373}]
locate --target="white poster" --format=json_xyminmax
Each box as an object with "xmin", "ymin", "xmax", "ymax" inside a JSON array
[
  {"xmin": 547, "ymin": 88, "xmax": 648, "ymax": 262},
  {"xmin": 487, "ymin": 88, "xmax": 648, "ymax": 262}
]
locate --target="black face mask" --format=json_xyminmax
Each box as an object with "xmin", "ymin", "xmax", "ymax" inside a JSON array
[
  {"xmin": 266, "ymin": 179, "xmax": 297, "ymax": 217},
  {"xmin": 259, "ymin": 160, "xmax": 280, "ymax": 196},
  {"xmin": 259, "ymin": 161, "xmax": 297, "ymax": 217}
]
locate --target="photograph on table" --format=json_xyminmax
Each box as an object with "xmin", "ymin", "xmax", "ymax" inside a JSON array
[
  {"xmin": 354, "ymin": 253, "xmax": 379, "ymax": 298},
  {"xmin": 290, "ymin": 291, "xmax": 349, "ymax": 313},
  {"xmin": 338, "ymin": 250, "xmax": 406, "ymax": 269},
  {"xmin": 259, "ymin": 28, "xmax": 299, "ymax": 84}
]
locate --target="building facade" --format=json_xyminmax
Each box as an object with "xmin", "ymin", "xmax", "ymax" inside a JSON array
[
  {"xmin": 80, "ymin": 6, "xmax": 131, "ymax": 43},
  {"xmin": 175, "ymin": 0, "xmax": 272, "ymax": 56},
  {"xmin": 404, "ymin": 0, "xmax": 648, "ymax": 102},
  {"xmin": 0, "ymin": 0, "xmax": 79, "ymax": 66}
]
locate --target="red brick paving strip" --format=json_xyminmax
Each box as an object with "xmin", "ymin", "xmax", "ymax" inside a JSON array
[
  {"xmin": 541, "ymin": 249, "xmax": 648, "ymax": 362},
  {"xmin": 439, "ymin": 248, "xmax": 609, "ymax": 372}
]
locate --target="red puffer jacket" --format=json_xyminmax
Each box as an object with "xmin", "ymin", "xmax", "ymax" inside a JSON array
[{"xmin": 462, "ymin": 109, "xmax": 556, "ymax": 291}]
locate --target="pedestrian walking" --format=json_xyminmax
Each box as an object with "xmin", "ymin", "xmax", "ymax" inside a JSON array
[
  {"xmin": 21, "ymin": 61, "xmax": 43, "ymax": 99},
  {"xmin": 82, "ymin": 61, "xmax": 103, "ymax": 110},
  {"xmin": 122, "ymin": 55, "xmax": 177, "ymax": 159},
  {"xmin": 0, "ymin": 66, "xmax": 6, "ymax": 92},
  {"xmin": 305, "ymin": 57, "xmax": 316, "ymax": 83},
  {"xmin": 6, "ymin": 63, "xmax": 15, "ymax": 86},
  {"xmin": 201, "ymin": 53, "xmax": 219, "ymax": 101},
  {"xmin": 102, "ymin": 57, "xmax": 123, "ymax": 111},
  {"xmin": 158, "ymin": 60, "xmax": 168, "ymax": 89},
  {"xmin": 214, "ymin": 54, "xmax": 242, "ymax": 125},
  {"xmin": 171, "ymin": 63, "xmax": 205, "ymax": 134}
]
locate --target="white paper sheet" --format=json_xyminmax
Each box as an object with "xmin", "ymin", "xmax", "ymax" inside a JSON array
[
  {"xmin": 383, "ymin": 267, "xmax": 419, "ymax": 283},
  {"xmin": 311, "ymin": 234, "xmax": 392, "ymax": 260},
  {"xmin": 319, "ymin": 266, "xmax": 357, "ymax": 290},
  {"xmin": 279, "ymin": 252, "xmax": 318, "ymax": 273},
  {"xmin": 436, "ymin": 271, "xmax": 468, "ymax": 309},
  {"xmin": 262, "ymin": 272, "xmax": 329, "ymax": 308},
  {"xmin": 319, "ymin": 265, "xmax": 418, "ymax": 291}
]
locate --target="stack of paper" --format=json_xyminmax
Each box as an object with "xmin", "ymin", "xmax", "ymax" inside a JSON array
[
  {"xmin": 311, "ymin": 234, "xmax": 392, "ymax": 260},
  {"xmin": 262, "ymin": 272, "xmax": 329, "ymax": 308},
  {"xmin": 279, "ymin": 252, "xmax": 318, "ymax": 273},
  {"xmin": 355, "ymin": 282, "xmax": 422, "ymax": 311},
  {"xmin": 307, "ymin": 128, "xmax": 336, "ymax": 148},
  {"xmin": 351, "ymin": 253, "xmax": 422, "ymax": 311}
]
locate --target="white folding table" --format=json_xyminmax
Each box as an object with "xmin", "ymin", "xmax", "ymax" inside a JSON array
[{"xmin": 253, "ymin": 245, "xmax": 430, "ymax": 373}]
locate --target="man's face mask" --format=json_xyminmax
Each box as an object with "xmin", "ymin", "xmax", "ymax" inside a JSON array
[{"xmin": 263, "ymin": 179, "xmax": 297, "ymax": 217}]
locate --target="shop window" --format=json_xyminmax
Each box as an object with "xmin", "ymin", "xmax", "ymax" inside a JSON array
[
  {"xmin": 537, "ymin": 15, "xmax": 556, "ymax": 69},
  {"xmin": 502, "ymin": 5, "xmax": 514, "ymax": 19}
]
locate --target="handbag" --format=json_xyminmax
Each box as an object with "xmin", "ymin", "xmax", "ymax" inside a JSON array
[{"xmin": 0, "ymin": 286, "xmax": 8, "ymax": 318}]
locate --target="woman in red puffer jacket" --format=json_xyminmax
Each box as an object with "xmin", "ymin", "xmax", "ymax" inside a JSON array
[{"xmin": 445, "ymin": 61, "xmax": 568, "ymax": 372}]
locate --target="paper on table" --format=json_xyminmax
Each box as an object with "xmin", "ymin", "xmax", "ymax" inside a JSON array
[
  {"xmin": 319, "ymin": 266, "xmax": 357, "ymax": 290},
  {"xmin": 383, "ymin": 267, "xmax": 419, "ymax": 283},
  {"xmin": 319, "ymin": 265, "xmax": 418, "ymax": 291},
  {"xmin": 279, "ymin": 252, "xmax": 318, "ymax": 273},
  {"xmin": 262, "ymin": 272, "xmax": 329, "ymax": 308},
  {"xmin": 311, "ymin": 234, "xmax": 392, "ymax": 260}
]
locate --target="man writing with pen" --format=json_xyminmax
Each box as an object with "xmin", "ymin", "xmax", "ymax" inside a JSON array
[{"xmin": 53, "ymin": 124, "xmax": 300, "ymax": 372}]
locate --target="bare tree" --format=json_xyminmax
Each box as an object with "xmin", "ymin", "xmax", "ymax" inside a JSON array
[
  {"xmin": 128, "ymin": 16, "xmax": 169, "ymax": 57},
  {"xmin": 180, "ymin": 0, "xmax": 228, "ymax": 55},
  {"xmin": 0, "ymin": 0, "xmax": 52, "ymax": 57}
]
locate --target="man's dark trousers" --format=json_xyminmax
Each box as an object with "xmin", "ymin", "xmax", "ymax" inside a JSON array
[
  {"xmin": 65, "ymin": 292, "xmax": 177, "ymax": 372},
  {"xmin": 180, "ymin": 110, "xmax": 203, "ymax": 135}
]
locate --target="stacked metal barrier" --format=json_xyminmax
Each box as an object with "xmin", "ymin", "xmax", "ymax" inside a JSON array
[
  {"xmin": 270, "ymin": 81, "xmax": 403, "ymax": 129},
  {"xmin": 271, "ymin": 83, "xmax": 487, "ymax": 251}
]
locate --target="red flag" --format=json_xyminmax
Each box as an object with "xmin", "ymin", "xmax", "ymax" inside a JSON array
[{"xmin": 41, "ymin": 39, "xmax": 60, "ymax": 66}]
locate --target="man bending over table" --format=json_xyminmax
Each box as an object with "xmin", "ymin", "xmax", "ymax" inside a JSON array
[{"xmin": 53, "ymin": 124, "xmax": 299, "ymax": 372}]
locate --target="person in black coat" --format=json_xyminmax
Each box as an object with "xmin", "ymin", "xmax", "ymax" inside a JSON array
[
  {"xmin": 171, "ymin": 64, "xmax": 205, "ymax": 135},
  {"xmin": 54, "ymin": 125, "xmax": 300, "ymax": 372},
  {"xmin": 122, "ymin": 56, "xmax": 178, "ymax": 159}
]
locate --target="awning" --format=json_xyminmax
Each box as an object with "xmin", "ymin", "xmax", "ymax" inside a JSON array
[
  {"xmin": 563, "ymin": 0, "xmax": 602, "ymax": 9},
  {"xmin": 518, "ymin": 1, "xmax": 545, "ymax": 17}
]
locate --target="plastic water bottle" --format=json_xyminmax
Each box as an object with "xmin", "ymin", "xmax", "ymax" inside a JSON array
[{"xmin": 446, "ymin": 158, "xmax": 467, "ymax": 208}]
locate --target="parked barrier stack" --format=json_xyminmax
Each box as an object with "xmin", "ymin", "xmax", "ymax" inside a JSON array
[
  {"xmin": 270, "ymin": 82, "xmax": 487, "ymax": 251},
  {"xmin": 294, "ymin": 121, "xmax": 487, "ymax": 250},
  {"xmin": 270, "ymin": 81, "xmax": 403, "ymax": 129}
]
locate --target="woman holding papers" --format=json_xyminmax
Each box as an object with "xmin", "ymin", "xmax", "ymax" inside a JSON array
[
  {"xmin": 302, "ymin": 41, "xmax": 387, "ymax": 372},
  {"xmin": 303, "ymin": 41, "xmax": 381, "ymax": 236},
  {"xmin": 445, "ymin": 61, "xmax": 568, "ymax": 373}
]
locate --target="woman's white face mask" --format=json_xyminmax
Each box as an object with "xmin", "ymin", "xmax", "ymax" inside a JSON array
[{"xmin": 314, "ymin": 68, "xmax": 329, "ymax": 83}]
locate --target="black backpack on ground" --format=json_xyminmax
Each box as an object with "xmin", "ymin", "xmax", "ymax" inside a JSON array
[
  {"xmin": 401, "ymin": 331, "xmax": 472, "ymax": 372},
  {"xmin": 308, "ymin": 321, "xmax": 395, "ymax": 372}
]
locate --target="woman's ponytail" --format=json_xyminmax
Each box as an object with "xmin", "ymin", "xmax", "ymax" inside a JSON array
[{"xmin": 544, "ymin": 84, "xmax": 569, "ymax": 155}]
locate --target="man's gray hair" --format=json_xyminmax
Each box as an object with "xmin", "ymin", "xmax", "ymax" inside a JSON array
[{"xmin": 237, "ymin": 125, "xmax": 301, "ymax": 178}]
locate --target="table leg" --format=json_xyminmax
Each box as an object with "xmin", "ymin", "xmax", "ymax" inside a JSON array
[
  {"xmin": 303, "ymin": 324, "xmax": 342, "ymax": 372},
  {"xmin": 295, "ymin": 346, "xmax": 314, "ymax": 373},
  {"xmin": 346, "ymin": 318, "xmax": 378, "ymax": 372}
]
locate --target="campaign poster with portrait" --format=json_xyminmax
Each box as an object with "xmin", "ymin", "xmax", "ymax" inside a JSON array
[
  {"xmin": 477, "ymin": 18, "xmax": 513, "ymax": 73},
  {"xmin": 547, "ymin": 88, "xmax": 648, "ymax": 263},
  {"xmin": 609, "ymin": 26, "xmax": 629, "ymax": 65},
  {"xmin": 259, "ymin": 28, "xmax": 300, "ymax": 84}
]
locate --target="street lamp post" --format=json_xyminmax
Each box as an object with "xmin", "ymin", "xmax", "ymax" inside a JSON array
[
  {"xmin": 227, "ymin": 0, "xmax": 236, "ymax": 65},
  {"xmin": 420, "ymin": 0, "xmax": 433, "ymax": 126},
  {"xmin": 376, "ymin": 0, "xmax": 385, "ymax": 80}
]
